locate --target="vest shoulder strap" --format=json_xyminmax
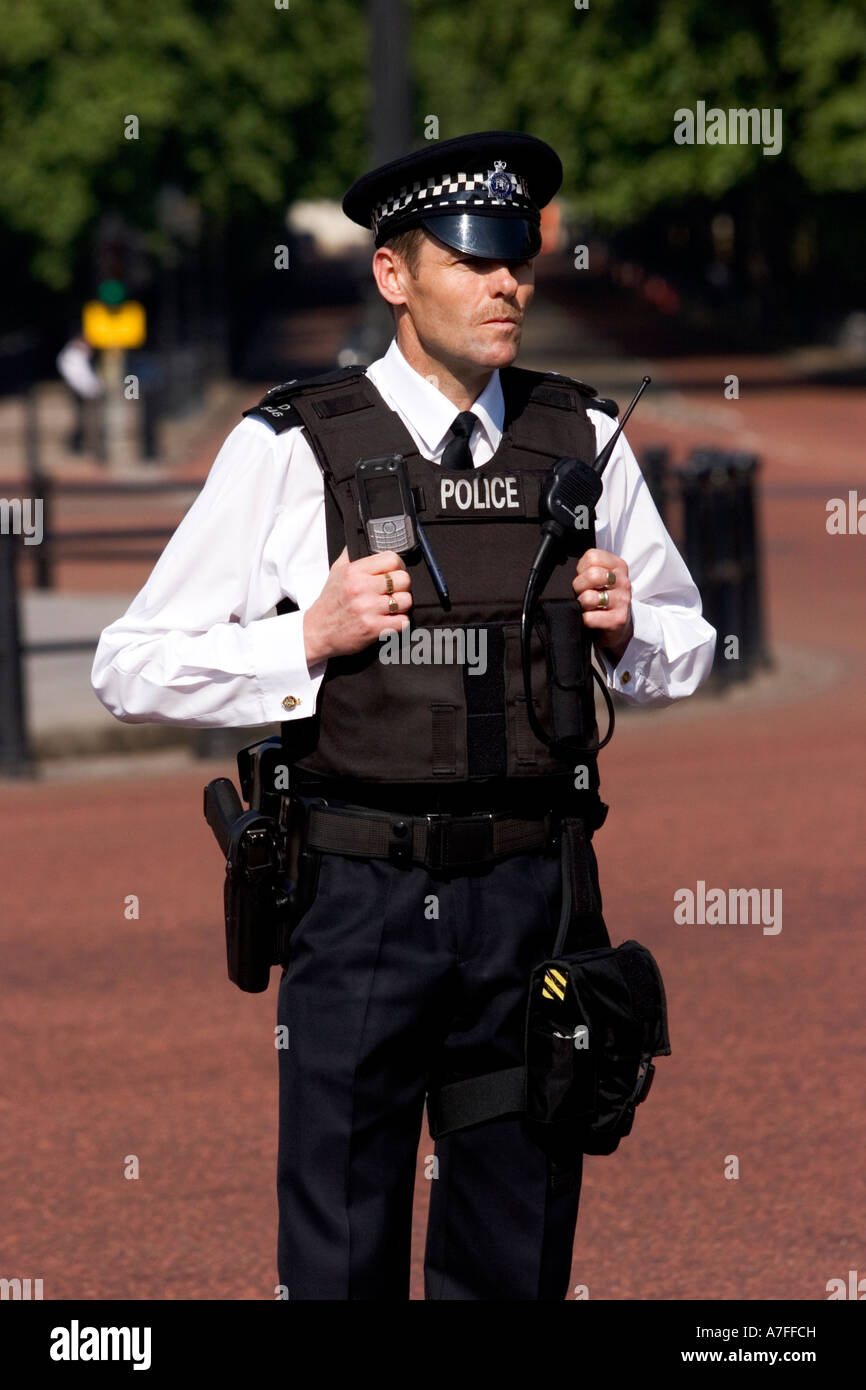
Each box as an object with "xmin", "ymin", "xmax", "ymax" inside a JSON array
[
  {"xmin": 243, "ymin": 366, "xmax": 414, "ymax": 495},
  {"xmin": 503, "ymin": 367, "xmax": 618, "ymax": 419},
  {"xmin": 242, "ymin": 365, "xmax": 370, "ymax": 434},
  {"xmin": 287, "ymin": 376, "xmax": 419, "ymax": 507},
  {"xmin": 498, "ymin": 366, "xmax": 607, "ymax": 461}
]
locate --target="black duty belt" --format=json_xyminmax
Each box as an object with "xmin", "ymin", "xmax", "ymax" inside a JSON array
[{"xmin": 301, "ymin": 799, "xmax": 557, "ymax": 871}]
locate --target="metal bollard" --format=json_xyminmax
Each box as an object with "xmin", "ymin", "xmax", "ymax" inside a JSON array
[
  {"xmin": 0, "ymin": 534, "xmax": 35, "ymax": 776},
  {"xmin": 680, "ymin": 449, "xmax": 736, "ymax": 685},
  {"xmin": 679, "ymin": 448, "xmax": 716, "ymax": 631},
  {"xmin": 727, "ymin": 451, "xmax": 770, "ymax": 673},
  {"xmin": 679, "ymin": 446, "xmax": 770, "ymax": 686},
  {"xmin": 641, "ymin": 445, "xmax": 670, "ymax": 526},
  {"xmin": 32, "ymin": 471, "xmax": 53, "ymax": 591}
]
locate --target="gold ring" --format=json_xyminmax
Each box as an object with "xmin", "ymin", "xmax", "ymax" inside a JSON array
[
  {"xmin": 384, "ymin": 573, "xmax": 394, "ymax": 595},
  {"xmin": 388, "ymin": 595, "xmax": 398, "ymax": 615},
  {"xmin": 605, "ymin": 570, "xmax": 616, "ymax": 587},
  {"xmin": 597, "ymin": 590, "xmax": 610, "ymax": 610}
]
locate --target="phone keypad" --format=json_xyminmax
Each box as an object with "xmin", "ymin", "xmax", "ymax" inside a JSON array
[{"xmin": 368, "ymin": 516, "xmax": 414, "ymax": 552}]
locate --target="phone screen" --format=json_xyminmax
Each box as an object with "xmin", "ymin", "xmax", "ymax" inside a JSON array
[{"xmin": 364, "ymin": 473, "xmax": 404, "ymax": 516}]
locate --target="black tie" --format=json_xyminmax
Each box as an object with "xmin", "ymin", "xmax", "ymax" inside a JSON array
[{"xmin": 440, "ymin": 411, "xmax": 477, "ymax": 470}]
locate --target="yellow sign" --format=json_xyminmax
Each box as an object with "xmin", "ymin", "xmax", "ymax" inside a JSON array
[{"xmin": 83, "ymin": 300, "xmax": 146, "ymax": 349}]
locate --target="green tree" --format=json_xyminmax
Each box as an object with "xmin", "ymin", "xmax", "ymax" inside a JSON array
[
  {"xmin": 2, "ymin": 0, "xmax": 863, "ymax": 303},
  {"xmin": 0, "ymin": 0, "xmax": 367, "ymax": 288},
  {"xmin": 408, "ymin": 0, "xmax": 866, "ymax": 297}
]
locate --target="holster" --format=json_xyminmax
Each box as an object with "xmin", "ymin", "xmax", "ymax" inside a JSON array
[{"xmin": 203, "ymin": 737, "xmax": 321, "ymax": 993}]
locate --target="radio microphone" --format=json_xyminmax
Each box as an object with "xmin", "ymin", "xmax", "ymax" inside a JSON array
[{"xmin": 532, "ymin": 375, "xmax": 653, "ymax": 585}]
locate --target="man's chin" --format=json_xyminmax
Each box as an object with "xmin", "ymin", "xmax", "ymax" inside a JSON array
[{"xmin": 467, "ymin": 329, "xmax": 522, "ymax": 367}]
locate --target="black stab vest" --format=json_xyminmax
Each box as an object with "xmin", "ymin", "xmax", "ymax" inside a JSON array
[{"xmin": 245, "ymin": 366, "xmax": 612, "ymax": 801}]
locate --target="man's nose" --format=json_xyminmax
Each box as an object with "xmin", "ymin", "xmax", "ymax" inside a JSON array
[{"xmin": 488, "ymin": 264, "xmax": 520, "ymax": 292}]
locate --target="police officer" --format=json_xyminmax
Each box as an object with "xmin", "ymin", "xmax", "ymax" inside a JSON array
[{"xmin": 92, "ymin": 130, "xmax": 716, "ymax": 1301}]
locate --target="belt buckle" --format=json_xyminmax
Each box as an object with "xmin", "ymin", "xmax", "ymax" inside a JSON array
[
  {"xmin": 424, "ymin": 813, "xmax": 449, "ymax": 872},
  {"xmin": 427, "ymin": 812, "xmax": 496, "ymax": 871}
]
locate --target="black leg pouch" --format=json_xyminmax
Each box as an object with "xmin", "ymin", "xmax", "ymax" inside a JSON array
[
  {"xmin": 525, "ymin": 940, "xmax": 670, "ymax": 1159},
  {"xmin": 524, "ymin": 818, "xmax": 671, "ymax": 1162}
]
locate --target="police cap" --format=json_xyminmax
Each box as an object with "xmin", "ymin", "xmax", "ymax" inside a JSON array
[{"xmin": 342, "ymin": 130, "xmax": 563, "ymax": 262}]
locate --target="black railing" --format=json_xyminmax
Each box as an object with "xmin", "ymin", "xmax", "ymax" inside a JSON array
[
  {"xmin": 0, "ymin": 473, "xmax": 200, "ymax": 591},
  {"xmin": 0, "ymin": 472, "xmax": 201, "ymax": 775}
]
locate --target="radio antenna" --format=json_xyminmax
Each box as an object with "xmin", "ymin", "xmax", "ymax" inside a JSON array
[{"xmin": 593, "ymin": 376, "xmax": 651, "ymax": 476}]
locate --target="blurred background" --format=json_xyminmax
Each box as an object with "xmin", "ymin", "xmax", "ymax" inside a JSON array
[{"xmin": 1, "ymin": 0, "xmax": 865, "ymax": 1305}]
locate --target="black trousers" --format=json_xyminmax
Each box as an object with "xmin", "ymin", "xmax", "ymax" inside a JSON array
[{"xmin": 276, "ymin": 836, "xmax": 602, "ymax": 1300}]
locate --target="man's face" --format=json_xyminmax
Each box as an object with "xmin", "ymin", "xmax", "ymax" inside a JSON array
[{"xmin": 389, "ymin": 229, "xmax": 535, "ymax": 374}]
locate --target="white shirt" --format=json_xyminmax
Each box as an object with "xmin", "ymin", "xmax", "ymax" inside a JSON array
[
  {"xmin": 56, "ymin": 341, "xmax": 104, "ymax": 400},
  {"xmin": 91, "ymin": 337, "xmax": 716, "ymax": 728}
]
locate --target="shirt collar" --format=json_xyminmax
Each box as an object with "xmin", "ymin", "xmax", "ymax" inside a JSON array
[{"xmin": 367, "ymin": 336, "xmax": 504, "ymax": 456}]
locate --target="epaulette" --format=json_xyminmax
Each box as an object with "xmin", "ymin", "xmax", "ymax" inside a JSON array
[
  {"xmin": 544, "ymin": 371, "xmax": 619, "ymax": 419},
  {"xmin": 242, "ymin": 365, "xmax": 369, "ymax": 433}
]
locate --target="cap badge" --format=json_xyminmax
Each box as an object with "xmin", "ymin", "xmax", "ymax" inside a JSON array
[{"xmin": 485, "ymin": 160, "xmax": 515, "ymax": 200}]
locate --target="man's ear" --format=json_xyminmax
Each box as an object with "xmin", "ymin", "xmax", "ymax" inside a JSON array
[{"xmin": 372, "ymin": 246, "xmax": 409, "ymax": 311}]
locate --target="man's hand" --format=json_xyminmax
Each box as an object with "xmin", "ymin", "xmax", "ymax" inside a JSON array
[
  {"xmin": 303, "ymin": 548, "xmax": 413, "ymax": 665},
  {"xmin": 573, "ymin": 547, "xmax": 634, "ymax": 666}
]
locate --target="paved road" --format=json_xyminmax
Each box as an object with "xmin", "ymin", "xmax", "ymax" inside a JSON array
[{"xmin": 2, "ymin": 270, "xmax": 864, "ymax": 1300}]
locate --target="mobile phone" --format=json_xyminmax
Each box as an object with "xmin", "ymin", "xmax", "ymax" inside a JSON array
[{"xmin": 355, "ymin": 454, "xmax": 418, "ymax": 554}]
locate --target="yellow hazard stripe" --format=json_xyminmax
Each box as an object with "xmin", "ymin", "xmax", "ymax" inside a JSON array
[{"xmin": 543, "ymin": 972, "xmax": 566, "ymax": 1001}]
